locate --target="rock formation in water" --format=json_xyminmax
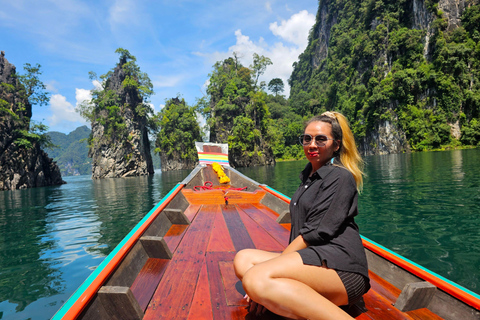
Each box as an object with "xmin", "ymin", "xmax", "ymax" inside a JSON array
[
  {"xmin": 206, "ymin": 57, "xmax": 275, "ymax": 167},
  {"xmin": 87, "ymin": 51, "xmax": 154, "ymax": 179},
  {"xmin": 289, "ymin": 0, "xmax": 480, "ymax": 155},
  {"xmin": 0, "ymin": 51, "xmax": 65, "ymax": 190},
  {"xmin": 155, "ymin": 97, "xmax": 201, "ymax": 171}
]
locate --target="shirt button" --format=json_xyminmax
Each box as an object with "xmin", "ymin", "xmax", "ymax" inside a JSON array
[
  {"xmin": 305, "ymin": 185, "xmax": 308, "ymax": 188},
  {"xmin": 294, "ymin": 202, "xmax": 296, "ymax": 205}
]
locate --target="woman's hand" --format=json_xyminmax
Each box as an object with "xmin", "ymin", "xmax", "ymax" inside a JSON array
[
  {"xmin": 281, "ymin": 235, "xmax": 308, "ymax": 255},
  {"xmin": 244, "ymin": 294, "xmax": 267, "ymax": 315}
]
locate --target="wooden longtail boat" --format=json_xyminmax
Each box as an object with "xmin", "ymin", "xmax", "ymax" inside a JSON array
[{"xmin": 52, "ymin": 163, "xmax": 480, "ymax": 320}]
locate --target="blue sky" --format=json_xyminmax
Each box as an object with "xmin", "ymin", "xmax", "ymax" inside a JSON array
[{"xmin": 1, "ymin": 0, "xmax": 318, "ymax": 133}]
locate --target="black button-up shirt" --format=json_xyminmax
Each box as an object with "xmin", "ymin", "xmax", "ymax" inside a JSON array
[{"xmin": 289, "ymin": 162, "xmax": 369, "ymax": 278}]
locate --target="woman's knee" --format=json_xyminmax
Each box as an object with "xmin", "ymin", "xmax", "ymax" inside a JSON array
[
  {"xmin": 233, "ymin": 249, "xmax": 256, "ymax": 279},
  {"xmin": 242, "ymin": 265, "xmax": 272, "ymax": 301}
]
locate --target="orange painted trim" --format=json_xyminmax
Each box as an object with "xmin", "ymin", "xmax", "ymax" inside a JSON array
[
  {"xmin": 61, "ymin": 183, "xmax": 185, "ymax": 319},
  {"xmin": 362, "ymin": 237, "xmax": 480, "ymax": 310},
  {"xmin": 259, "ymin": 185, "xmax": 291, "ymax": 204}
]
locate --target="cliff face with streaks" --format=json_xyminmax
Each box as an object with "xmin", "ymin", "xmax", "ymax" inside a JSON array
[
  {"xmin": 0, "ymin": 51, "xmax": 64, "ymax": 190},
  {"xmin": 88, "ymin": 55, "xmax": 154, "ymax": 179},
  {"xmin": 289, "ymin": 0, "xmax": 480, "ymax": 154}
]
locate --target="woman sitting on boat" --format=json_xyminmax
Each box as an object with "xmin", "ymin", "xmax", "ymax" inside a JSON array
[{"xmin": 234, "ymin": 111, "xmax": 370, "ymax": 320}]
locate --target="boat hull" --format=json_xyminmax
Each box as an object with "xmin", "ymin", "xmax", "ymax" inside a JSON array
[{"xmin": 52, "ymin": 164, "xmax": 480, "ymax": 320}]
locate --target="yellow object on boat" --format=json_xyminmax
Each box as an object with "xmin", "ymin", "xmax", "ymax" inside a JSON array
[{"xmin": 211, "ymin": 162, "xmax": 230, "ymax": 184}]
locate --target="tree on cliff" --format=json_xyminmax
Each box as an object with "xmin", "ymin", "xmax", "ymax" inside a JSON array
[
  {"xmin": 268, "ymin": 78, "xmax": 285, "ymax": 96},
  {"xmin": 1, "ymin": 63, "xmax": 54, "ymax": 150},
  {"xmin": 78, "ymin": 48, "xmax": 154, "ymax": 140},
  {"xmin": 18, "ymin": 63, "xmax": 50, "ymax": 107},
  {"xmin": 76, "ymin": 48, "xmax": 155, "ymax": 178},
  {"xmin": 155, "ymin": 97, "xmax": 202, "ymax": 171},
  {"xmin": 198, "ymin": 53, "xmax": 275, "ymax": 167}
]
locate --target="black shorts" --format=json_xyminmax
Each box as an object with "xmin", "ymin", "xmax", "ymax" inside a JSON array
[
  {"xmin": 336, "ymin": 270, "xmax": 369, "ymax": 305},
  {"xmin": 298, "ymin": 247, "xmax": 369, "ymax": 305}
]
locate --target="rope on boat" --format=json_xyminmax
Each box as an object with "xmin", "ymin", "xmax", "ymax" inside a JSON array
[
  {"xmin": 193, "ymin": 181, "xmax": 247, "ymax": 192},
  {"xmin": 193, "ymin": 181, "xmax": 248, "ymax": 206}
]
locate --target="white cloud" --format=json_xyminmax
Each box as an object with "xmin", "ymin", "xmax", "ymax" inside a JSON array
[
  {"xmin": 196, "ymin": 10, "xmax": 315, "ymax": 96},
  {"xmin": 265, "ymin": 1, "xmax": 272, "ymax": 13},
  {"xmin": 48, "ymin": 94, "xmax": 87, "ymax": 127},
  {"xmin": 92, "ymin": 80, "xmax": 103, "ymax": 90},
  {"xmin": 269, "ymin": 10, "xmax": 315, "ymax": 47},
  {"xmin": 75, "ymin": 88, "xmax": 92, "ymax": 107}
]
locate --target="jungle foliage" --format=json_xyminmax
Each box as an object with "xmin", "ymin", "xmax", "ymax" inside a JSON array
[
  {"xmin": 155, "ymin": 97, "xmax": 203, "ymax": 162},
  {"xmin": 198, "ymin": 53, "xmax": 296, "ymax": 160},
  {"xmin": 77, "ymin": 48, "xmax": 155, "ymax": 144},
  {"xmin": 288, "ymin": 0, "xmax": 480, "ymax": 150},
  {"xmin": 1, "ymin": 63, "xmax": 53, "ymax": 150}
]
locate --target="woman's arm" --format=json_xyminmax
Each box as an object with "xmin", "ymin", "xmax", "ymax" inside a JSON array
[{"xmin": 282, "ymin": 235, "xmax": 308, "ymax": 255}]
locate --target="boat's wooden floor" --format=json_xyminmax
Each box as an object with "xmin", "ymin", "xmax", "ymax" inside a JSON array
[{"xmin": 137, "ymin": 194, "xmax": 443, "ymax": 319}]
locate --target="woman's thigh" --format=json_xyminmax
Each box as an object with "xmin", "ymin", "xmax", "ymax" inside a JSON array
[
  {"xmin": 244, "ymin": 252, "xmax": 348, "ymax": 306},
  {"xmin": 233, "ymin": 249, "xmax": 281, "ymax": 279}
]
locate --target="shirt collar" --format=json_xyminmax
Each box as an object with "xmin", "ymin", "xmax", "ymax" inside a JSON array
[{"xmin": 300, "ymin": 161, "xmax": 335, "ymax": 182}]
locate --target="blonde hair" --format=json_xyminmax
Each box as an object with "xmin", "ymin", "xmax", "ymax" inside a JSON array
[{"xmin": 305, "ymin": 111, "xmax": 364, "ymax": 191}]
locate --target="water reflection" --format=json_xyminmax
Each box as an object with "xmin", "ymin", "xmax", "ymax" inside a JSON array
[
  {"xmin": 0, "ymin": 169, "xmax": 191, "ymax": 320},
  {"xmin": 451, "ymin": 150, "xmax": 465, "ymax": 181},
  {"xmin": 359, "ymin": 149, "xmax": 480, "ymax": 293},
  {"xmin": 0, "ymin": 186, "xmax": 65, "ymax": 314},
  {"xmin": 90, "ymin": 175, "xmax": 155, "ymax": 256}
]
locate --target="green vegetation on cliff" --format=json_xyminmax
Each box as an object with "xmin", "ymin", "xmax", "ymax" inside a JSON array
[
  {"xmin": 288, "ymin": 0, "xmax": 480, "ymax": 150},
  {"xmin": 0, "ymin": 63, "xmax": 53, "ymax": 150},
  {"xmin": 46, "ymin": 126, "xmax": 91, "ymax": 176},
  {"xmin": 76, "ymin": 48, "xmax": 155, "ymax": 178},
  {"xmin": 198, "ymin": 53, "xmax": 276, "ymax": 166},
  {"xmin": 155, "ymin": 97, "xmax": 202, "ymax": 170},
  {"xmin": 77, "ymin": 48, "xmax": 155, "ymax": 144}
]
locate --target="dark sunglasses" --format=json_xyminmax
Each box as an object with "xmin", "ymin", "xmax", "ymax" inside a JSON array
[{"xmin": 299, "ymin": 134, "xmax": 334, "ymax": 147}]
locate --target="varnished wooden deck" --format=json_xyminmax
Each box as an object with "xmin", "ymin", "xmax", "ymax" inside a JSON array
[{"xmin": 134, "ymin": 183, "xmax": 444, "ymax": 319}]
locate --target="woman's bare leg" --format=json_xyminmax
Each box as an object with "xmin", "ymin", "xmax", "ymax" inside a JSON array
[
  {"xmin": 241, "ymin": 252, "xmax": 352, "ymax": 320},
  {"xmin": 233, "ymin": 248, "xmax": 280, "ymax": 280}
]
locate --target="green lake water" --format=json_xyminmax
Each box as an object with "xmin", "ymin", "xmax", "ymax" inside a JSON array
[{"xmin": 0, "ymin": 149, "xmax": 479, "ymax": 319}]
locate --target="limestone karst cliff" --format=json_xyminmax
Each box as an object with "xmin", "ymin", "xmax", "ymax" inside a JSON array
[
  {"xmin": 0, "ymin": 51, "xmax": 65, "ymax": 190},
  {"xmin": 155, "ymin": 97, "xmax": 201, "ymax": 171},
  {"xmin": 85, "ymin": 50, "xmax": 154, "ymax": 179},
  {"xmin": 289, "ymin": 0, "xmax": 480, "ymax": 155}
]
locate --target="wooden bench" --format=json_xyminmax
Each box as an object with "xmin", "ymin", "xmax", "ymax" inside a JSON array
[
  {"xmin": 350, "ymin": 271, "xmax": 444, "ymax": 319},
  {"xmin": 91, "ymin": 211, "xmax": 193, "ymax": 320},
  {"xmin": 130, "ymin": 258, "xmax": 169, "ymax": 311}
]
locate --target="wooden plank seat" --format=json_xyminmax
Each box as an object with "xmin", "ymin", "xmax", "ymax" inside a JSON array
[
  {"xmin": 353, "ymin": 271, "xmax": 445, "ymax": 320},
  {"xmin": 128, "ymin": 217, "xmax": 193, "ymax": 312},
  {"xmin": 130, "ymin": 258, "xmax": 169, "ymax": 311},
  {"xmin": 90, "ymin": 217, "xmax": 192, "ymax": 319}
]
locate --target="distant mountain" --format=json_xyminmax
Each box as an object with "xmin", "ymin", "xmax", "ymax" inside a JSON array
[
  {"xmin": 46, "ymin": 126, "xmax": 161, "ymax": 176},
  {"xmin": 46, "ymin": 126, "xmax": 92, "ymax": 176}
]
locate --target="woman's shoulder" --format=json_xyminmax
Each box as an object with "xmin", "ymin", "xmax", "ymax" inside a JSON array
[{"xmin": 327, "ymin": 164, "xmax": 357, "ymax": 187}]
